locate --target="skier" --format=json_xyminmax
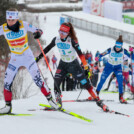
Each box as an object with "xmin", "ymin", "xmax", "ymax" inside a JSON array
[
  {"xmin": 95, "ymin": 35, "xmax": 130, "ymax": 104},
  {"xmin": 91, "ymin": 62, "xmax": 100, "ymax": 87},
  {"xmin": 0, "ymin": 8, "xmax": 61, "ymax": 114},
  {"xmin": 122, "ymin": 56, "xmax": 131, "ymax": 92},
  {"xmin": 36, "ymin": 22, "xmax": 109, "ymax": 112}
]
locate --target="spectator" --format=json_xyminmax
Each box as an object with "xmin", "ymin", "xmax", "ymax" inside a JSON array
[{"xmin": 52, "ymin": 55, "xmax": 57, "ymax": 69}]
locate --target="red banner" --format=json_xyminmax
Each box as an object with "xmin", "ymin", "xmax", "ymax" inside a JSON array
[{"xmin": 122, "ymin": 1, "xmax": 134, "ymax": 10}]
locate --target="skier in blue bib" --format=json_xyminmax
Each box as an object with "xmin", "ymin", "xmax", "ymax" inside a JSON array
[{"xmin": 95, "ymin": 35, "xmax": 130, "ymax": 104}]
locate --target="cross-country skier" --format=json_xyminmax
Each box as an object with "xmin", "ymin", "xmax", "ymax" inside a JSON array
[
  {"xmin": 0, "ymin": 8, "xmax": 61, "ymax": 114},
  {"xmin": 36, "ymin": 22, "xmax": 109, "ymax": 112},
  {"xmin": 95, "ymin": 35, "xmax": 130, "ymax": 104},
  {"xmin": 122, "ymin": 56, "xmax": 131, "ymax": 92}
]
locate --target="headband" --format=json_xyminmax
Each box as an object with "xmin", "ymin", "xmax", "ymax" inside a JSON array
[
  {"xmin": 115, "ymin": 41, "xmax": 123, "ymax": 48},
  {"xmin": 60, "ymin": 24, "xmax": 70, "ymax": 32},
  {"xmin": 6, "ymin": 11, "xmax": 19, "ymax": 20}
]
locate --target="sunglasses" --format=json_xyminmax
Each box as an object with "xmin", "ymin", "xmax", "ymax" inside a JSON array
[
  {"xmin": 59, "ymin": 30, "xmax": 69, "ymax": 36},
  {"xmin": 116, "ymin": 45, "xmax": 122, "ymax": 49}
]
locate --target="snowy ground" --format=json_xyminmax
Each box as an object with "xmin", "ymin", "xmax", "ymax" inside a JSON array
[
  {"xmin": 0, "ymin": 10, "xmax": 134, "ymax": 134},
  {"xmin": 0, "ymin": 91, "xmax": 134, "ymax": 134}
]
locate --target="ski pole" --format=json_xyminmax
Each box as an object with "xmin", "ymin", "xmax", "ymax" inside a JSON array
[
  {"xmin": 76, "ymin": 88, "xmax": 83, "ymax": 100},
  {"xmin": 36, "ymin": 39, "xmax": 61, "ymax": 94}
]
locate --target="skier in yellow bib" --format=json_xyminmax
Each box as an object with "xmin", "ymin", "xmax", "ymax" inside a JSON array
[{"xmin": 0, "ymin": 8, "xmax": 61, "ymax": 114}]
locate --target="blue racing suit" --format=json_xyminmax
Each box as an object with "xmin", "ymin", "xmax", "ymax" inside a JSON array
[{"xmin": 96, "ymin": 46, "xmax": 130, "ymax": 95}]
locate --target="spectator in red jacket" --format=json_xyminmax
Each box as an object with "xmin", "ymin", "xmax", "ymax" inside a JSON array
[{"xmin": 52, "ymin": 55, "xmax": 57, "ymax": 69}]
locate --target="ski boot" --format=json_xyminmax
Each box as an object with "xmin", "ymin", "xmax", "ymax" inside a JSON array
[
  {"xmin": 88, "ymin": 96, "xmax": 94, "ymax": 101},
  {"xmin": 119, "ymin": 94, "xmax": 127, "ymax": 104},
  {"xmin": 46, "ymin": 93, "xmax": 61, "ymax": 110},
  {"xmin": 0, "ymin": 101, "xmax": 12, "ymax": 114},
  {"xmin": 96, "ymin": 97, "xmax": 109, "ymax": 112},
  {"xmin": 55, "ymin": 91, "xmax": 62, "ymax": 107}
]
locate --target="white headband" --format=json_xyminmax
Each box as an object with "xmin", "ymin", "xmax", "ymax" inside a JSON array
[{"xmin": 6, "ymin": 11, "xmax": 19, "ymax": 20}]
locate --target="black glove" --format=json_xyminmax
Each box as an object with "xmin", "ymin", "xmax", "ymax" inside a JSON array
[
  {"xmin": 84, "ymin": 65, "xmax": 90, "ymax": 77},
  {"xmin": 33, "ymin": 29, "xmax": 43, "ymax": 39},
  {"xmin": 35, "ymin": 56, "xmax": 40, "ymax": 62},
  {"xmin": 84, "ymin": 69, "xmax": 89, "ymax": 77}
]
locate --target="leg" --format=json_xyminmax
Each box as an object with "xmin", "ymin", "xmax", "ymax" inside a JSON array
[
  {"xmin": 0, "ymin": 62, "xmax": 18, "ymax": 114},
  {"xmin": 54, "ymin": 60, "xmax": 67, "ymax": 105},
  {"xmin": 96, "ymin": 65, "xmax": 113, "ymax": 95},
  {"xmin": 26, "ymin": 59, "xmax": 60, "ymax": 109},
  {"xmin": 26, "ymin": 60, "xmax": 50, "ymax": 96},
  {"xmin": 69, "ymin": 59, "xmax": 109, "ymax": 112},
  {"xmin": 114, "ymin": 68, "xmax": 127, "ymax": 103}
]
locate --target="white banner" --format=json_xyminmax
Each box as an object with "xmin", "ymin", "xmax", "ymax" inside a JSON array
[{"xmin": 104, "ymin": 1, "xmax": 123, "ymax": 22}]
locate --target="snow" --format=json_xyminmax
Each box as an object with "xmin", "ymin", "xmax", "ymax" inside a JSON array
[
  {"xmin": 27, "ymin": 2, "xmax": 82, "ymax": 9},
  {"xmin": 1, "ymin": 9, "xmax": 134, "ymax": 134},
  {"xmin": 0, "ymin": 91, "xmax": 134, "ymax": 134}
]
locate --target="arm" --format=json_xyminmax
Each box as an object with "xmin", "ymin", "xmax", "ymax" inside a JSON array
[
  {"xmin": 36, "ymin": 37, "xmax": 56, "ymax": 62},
  {"xmin": 124, "ymin": 49, "xmax": 130, "ymax": 58},
  {"xmin": 23, "ymin": 21, "xmax": 43, "ymax": 39},
  {"xmin": 99, "ymin": 48, "xmax": 111, "ymax": 58},
  {"xmin": 23, "ymin": 21, "xmax": 37, "ymax": 33},
  {"xmin": 71, "ymin": 39, "xmax": 88, "ymax": 68}
]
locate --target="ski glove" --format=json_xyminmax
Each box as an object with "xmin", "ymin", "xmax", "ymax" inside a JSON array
[
  {"xmin": 33, "ymin": 29, "xmax": 43, "ymax": 39},
  {"xmin": 95, "ymin": 57, "xmax": 99, "ymax": 61}
]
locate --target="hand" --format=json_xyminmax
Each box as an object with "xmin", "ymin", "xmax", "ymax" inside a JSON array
[
  {"xmin": 84, "ymin": 65, "xmax": 90, "ymax": 77},
  {"xmin": 129, "ymin": 47, "xmax": 133, "ymax": 52},
  {"xmin": 33, "ymin": 29, "xmax": 43, "ymax": 39},
  {"xmin": 35, "ymin": 56, "xmax": 40, "ymax": 62},
  {"xmin": 95, "ymin": 57, "xmax": 99, "ymax": 61}
]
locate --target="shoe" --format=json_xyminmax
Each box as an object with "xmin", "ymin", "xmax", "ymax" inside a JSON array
[
  {"xmin": 119, "ymin": 97, "xmax": 127, "ymax": 104},
  {"xmin": 0, "ymin": 102, "xmax": 12, "ymax": 114},
  {"xmin": 103, "ymin": 88, "xmax": 108, "ymax": 91},
  {"xmin": 55, "ymin": 91, "xmax": 62, "ymax": 107},
  {"xmin": 46, "ymin": 94, "xmax": 61, "ymax": 110},
  {"xmin": 119, "ymin": 94, "xmax": 127, "ymax": 104},
  {"xmin": 96, "ymin": 99, "xmax": 109, "ymax": 112}
]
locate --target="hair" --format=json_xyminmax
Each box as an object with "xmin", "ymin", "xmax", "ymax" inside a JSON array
[
  {"xmin": 61, "ymin": 22, "xmax": 78, "ymax": 42},
  {"xmin": 7, "ymin": 8, "xmax": 18, "ymax": 11},
  {"xmin": 116, "ymin": 35, "xmax": 123, "ymax": 43}
]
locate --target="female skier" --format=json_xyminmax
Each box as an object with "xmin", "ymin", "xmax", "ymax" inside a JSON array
[
  {"xmin": 95, "ymin": 35, "xmax": 130, "ymax": 104},
  {"xmin": 0, "ymin": 8, "xmax": 60, "ymax": 114},
  {"xmin": 36, "ymin": 22, "xmax": 109, "ymax": 112}
]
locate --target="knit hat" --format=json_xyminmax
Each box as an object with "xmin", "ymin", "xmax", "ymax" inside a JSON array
[{"xmin": 115, "ymin": 35, "xmax": 123, "ymax": 48}]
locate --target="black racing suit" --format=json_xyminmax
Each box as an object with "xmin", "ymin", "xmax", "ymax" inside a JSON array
[{"xmin": 38, "ymin": 36, "xmax": 92, "ymax": 95}]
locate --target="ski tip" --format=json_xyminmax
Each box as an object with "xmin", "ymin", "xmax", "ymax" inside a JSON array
[{"xmin": 0, "ymin": 113, "xmax": 33, "ymax": 116}]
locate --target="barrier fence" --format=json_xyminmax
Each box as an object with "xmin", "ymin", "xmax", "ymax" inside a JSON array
[{"xmin": 62, "ymin": 14, "xmax": 134, "ymax": 45}]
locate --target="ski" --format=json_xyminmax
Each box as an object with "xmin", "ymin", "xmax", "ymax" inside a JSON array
[
  {"xmin": 101, "ymin": 91, "xmax": 118, "ymax": 93},
  {"xmin": 62, "ymin": 99, "xmax": 114, "ymax": 102},
  {"xmin": 28, "ymin": 107, "xmax": 56, "ymax": 111},
  {"xmin": 108, "ymin": 110, "xmax": 130, "ymax": 117},
  {"xmin": 39, "ymin": 104, "xmax": 93, "ymax": 123},
  {"xmin": 0, "ymin": 113, "xmax": 33, "ymax": 116}
]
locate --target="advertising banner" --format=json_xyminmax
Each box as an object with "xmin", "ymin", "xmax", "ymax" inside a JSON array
[
  {"xmin": 104, "ymin": 1, "xmax": 123, "ymax": 22},
  {"xmin": 90, "ymin": 0, "xmax": 106, "ymax": 16},
  {"xmin": 123, "ymin": 15, "xmax": 134, "ymax": 25}
]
